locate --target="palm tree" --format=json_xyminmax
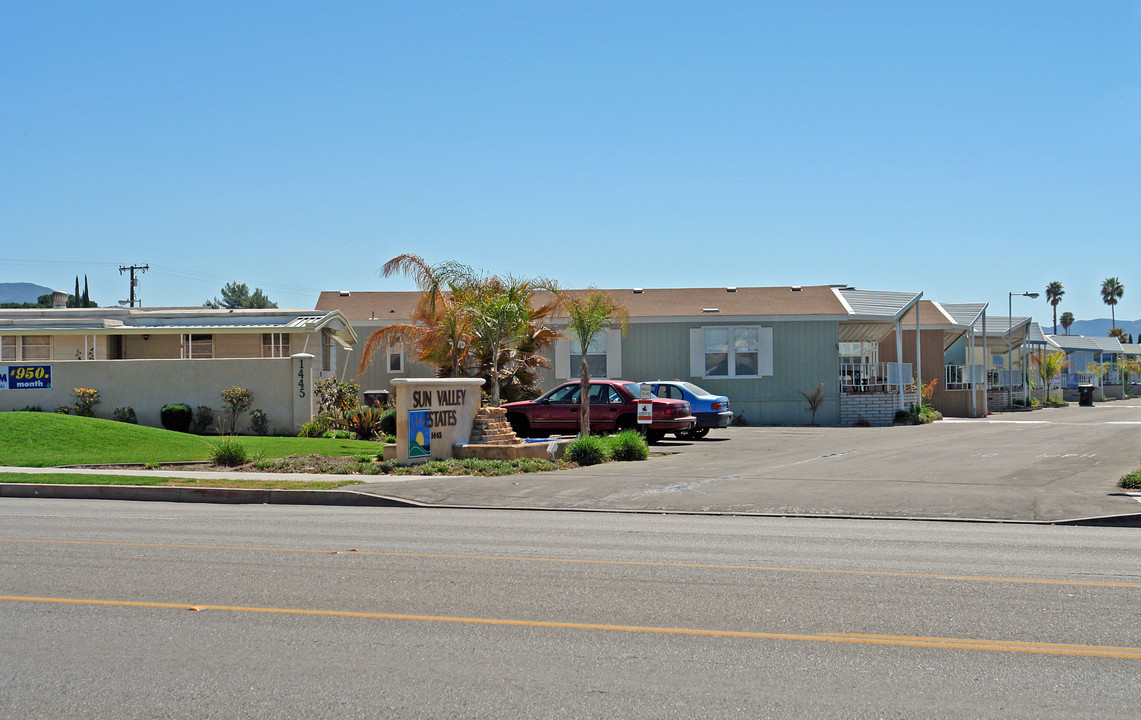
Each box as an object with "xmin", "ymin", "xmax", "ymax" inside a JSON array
[
  {"xmin": 1032, "ymin": 350, "xmax": 1068, "ymax": 403},
  {"xmin": 1101, "ymin": 277, "xmax": 1125, "ymax": 334},
  {"xmin": 357, "ymin": 254, "xmax": 478, "ymax": 379},
  {"xmin": 1045, "ymin": 281, "xmax": 1064, "ymax": 335},
  {"xmin": 471, "ymin": 289, "xmax": 560, "ymax": 403},
  {"xmin": 1060, "ymin": 311, "xmax": 1074, "ymax": 335},
  {"xmin": 559, "ymin": 287, "xmax": 628, "ymax": 436}
]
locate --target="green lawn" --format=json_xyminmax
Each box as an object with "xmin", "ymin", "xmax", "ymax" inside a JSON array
[{"xmin": 0, "ymin": 412, "xmax": 385, "ymax": 467}]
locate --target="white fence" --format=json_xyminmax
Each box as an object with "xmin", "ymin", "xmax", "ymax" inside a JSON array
[
  {"xmin": 945, "ymin": 365, "xmax": 985, "ymax": 390},
  {"xmin": 839, "ymin": 362, "xmax": 913, "ymax": 393}
]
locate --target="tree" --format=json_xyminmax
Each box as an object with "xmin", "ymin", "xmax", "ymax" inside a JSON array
[
  {"xmin": 1045, "ymin": 281, "xmax": 1064, "ymax": 335},
  {"xmin": 1109, "ymin": 327, "xmax": 1126, "ymax": 339},
  {"xmin": 559, "ymin": 288, "xmax": 628, "ymax": 436},
  {"xmin": 1032, "ymin": 350, "xmax": 1069, "ymax": 403},
  {"xmin": 81, "ymin": 275, "xmax": 90, "ymax": 308},
  {"xmin": 1100, "ymin": 277, "xmax": 1124, "ymax": 334},
  {"xmin": 358, "ymin": 255, "xmax": 560, "ymax": 406},
  {"xmin": 1060, "ymin": 311, "xmax": 1074, "ymax": 335},
  {"xmin": 204, "ymin": 282, "xmax": 277, "ymax": 309}
]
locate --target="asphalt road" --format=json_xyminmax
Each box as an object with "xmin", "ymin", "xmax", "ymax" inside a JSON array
[
  {"xmin": 350, "ymin": 401, "xmax": 1141, "ymax": 521},
  {"xmin": 4, "ymin": 499, "xmax": 1140, "ymax": 718}
]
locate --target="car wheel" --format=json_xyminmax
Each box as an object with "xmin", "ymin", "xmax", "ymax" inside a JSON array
[
  {"xmin": 645, "ymin": 430, "xmax": 665, "ymax": 444},
  {"xmin": 691, "ymin": 427, "xmax": 710, "ymax": 439},
  {"xmin": 507, "ymin": 414, "xmax": 530, "ymax": 439}
]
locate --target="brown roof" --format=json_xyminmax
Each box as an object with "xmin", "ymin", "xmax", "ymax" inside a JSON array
[{"xmin": 317, "ymin": 286, "xmax": 851, "ymax": 322}]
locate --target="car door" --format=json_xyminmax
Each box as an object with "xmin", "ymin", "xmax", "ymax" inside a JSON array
[
  {"xmin": 533, "ymin": 384, "xmax": 580, "ymax": 431},
  {"xmin": 588, "ymin": 383, "xmax": 626, "ymax": 431}
]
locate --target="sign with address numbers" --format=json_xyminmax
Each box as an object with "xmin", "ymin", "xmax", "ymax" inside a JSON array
[{"xmin": 0, "ymin": 365, "xmax": 53, "ymax": 390}]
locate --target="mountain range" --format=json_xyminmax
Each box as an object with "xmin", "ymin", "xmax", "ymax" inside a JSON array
[
  {"xmin": 1050, "ymin": 318, "xmax": 1141, "ymax": 341},
  {"xmin": 0, "ymin": 282, "xmax": 55, "ymax": 304}
]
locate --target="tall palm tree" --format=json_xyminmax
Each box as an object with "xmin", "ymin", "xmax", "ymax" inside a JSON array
[
  {"xmin": 1045, "ymin": 281, "xmax": 1064, "ymax": 335},
  {"xmin": 559, "ymin": 287, "xmax": 628, "ymax": 436},
  {"xmin": 1060, "ymin": 311, "xmax": 1074, "ymax": 335},
  {"xmin": 1101, "ymin": 277, "xmax": 1125, "ymax": 334}
]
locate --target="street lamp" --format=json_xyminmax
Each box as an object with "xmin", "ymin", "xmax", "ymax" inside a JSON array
[{"xmin": 1008, "ymin": 291, "xmax": 1040, "ymax": 409}]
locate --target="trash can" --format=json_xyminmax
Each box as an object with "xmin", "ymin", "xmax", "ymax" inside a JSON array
[
  {"xmin": 363, "ymin": 390, "xmax": 391, "ymax": 408},
  {"xmin": 1078, "ymin": 384, "xmax": 1095, "ymax": 407}
]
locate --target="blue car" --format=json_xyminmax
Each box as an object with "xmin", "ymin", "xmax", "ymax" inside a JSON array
[{"xmin": 643, "ymin": 381, "xmax": 732, "ymax": 439}]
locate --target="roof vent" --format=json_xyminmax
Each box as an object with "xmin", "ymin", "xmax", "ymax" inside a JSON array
[
  {"xmin": 790, "ymin": 286, "xmax": 802, "ymax": 292},
  {"xmin": 702, "ymin": 308, "xmax": 719, "ymax": 313},
  {"xmin": 726, "ymin": 286, "xmax": 737, "ymax": 293},
  {"xmin": 339, "ymin": 290, "xmax": 351, "ymax": 297},
  {"xmin": 632, "ymin": 288, "xmax": 644, "ymax": 294}
]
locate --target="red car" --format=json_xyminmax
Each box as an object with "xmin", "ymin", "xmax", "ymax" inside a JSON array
[{"xmin": 502, "ymin": 380, "xmax": 696, "ymax": 443}]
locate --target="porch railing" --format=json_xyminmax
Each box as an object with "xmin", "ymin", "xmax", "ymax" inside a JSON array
[
  {"xmin": 1059, "ymin": 372, "xmax": 1102, "ymax": 389},
  {"xmin": 945, "ymin": 364, "xmax": 985, "ymax": 390},
  {"xmin": 839, "ymin": 362, "xmax": 912, "ymax": 393}
]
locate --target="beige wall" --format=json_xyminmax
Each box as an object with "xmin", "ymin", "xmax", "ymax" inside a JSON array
[{"xmin": 0, "ymin": 357, "xmax": 315, "ymax": 434}]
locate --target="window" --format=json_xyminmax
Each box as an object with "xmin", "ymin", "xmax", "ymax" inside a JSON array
[
  {"xmin": 321, "ymin": 330, "xmax": 336, "ymax": 373},
  {"xmin": 262, "ymin": 333, "xmax": 291, "ymax": 358},
  {"xmin": 571, "ymin": 335, "xmax": 608, "ymax": 378},
  {"xmin": 20, "ymin": 335, "xmax": 51, "ymax": 361},
  {"xmin": 690, "ymin": 326, "xmax": 773, "ymax": 378},
  {"xmin": 1, "ymin": 336, "xmax": 15, "ymax": 361},
  {"xmin": 388, "ymin": 343, "xmax": 404, "ymax": 374},
  {"xmin": 186, "ymin": 334, "xmax": 214, "ymax": 359}
]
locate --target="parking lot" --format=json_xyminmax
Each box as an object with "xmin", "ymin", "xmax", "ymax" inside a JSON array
[{"xmin": 352, "ymin": 401, "xmax": 1141, "ymax": 522}]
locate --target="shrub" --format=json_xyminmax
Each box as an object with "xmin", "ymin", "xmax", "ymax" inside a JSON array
[
  {"xmin": 221, "ymin": 386, "xmax": 253, "ymax": 431},
  {"xmin": 54, "ymin": 405, "xmax": 71, "ymax": 414},
  {"xmin": 321, "ymin": 429, "xmax": 353, "ymax": 439},
  {"xmin": 334, "ymin": 406, "xmax": 386, "ymax": 441},
  {"xmin": 191, "ymin": 406, "xmax": 215, "ymax": 434},
  {"xmin": 379, "ymin": 408, "xmax": 397, "ymax": 436},
  {"xmin": 566, "ymin": 435, "xmax": 609, "ymax": 466},
  {"xmin": 17, "ymin": 405, "xmax": 43, "ymax": 412},
  {"xmin": 606, "ymin": 430, "xmax": 649, "ymax": 461},
  {"xmin": 112, "ymin": 406, "xmax": 138, "ymax": 424},
  {"xmin": 1120, "ymin": 470, "xmax": 1141, "ymax": 490},
  {"xmin": 210, "ymin": 437, "xmax": 249, "ymax": 467},
  {"xmin": 315, "ymin": 377, "xmax": 360, "ymax": 415},
  {"xmin": 161, "ymin": 403, "xmax": 194, "ymax": 432},
  {"xmin": 73, "ymin": 388, "xmax": 100, "ymax": 417},
  {"xmin": 298, "ymin": 413, "xmax": 334, "ymax": 438},
  {"xmin": 249, "ymin": 408, "xmax": 269, "ymax": 436}
]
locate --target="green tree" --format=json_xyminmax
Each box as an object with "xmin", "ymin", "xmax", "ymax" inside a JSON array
[
  {"xmin": 559, "ymin": 287, "xmax": 628, "ymax": 436},
  {"xmin": 81, "ymin": 275, "xmax": 90, "ymax": 307},
  {"xmin": 1045, "ymin": 281, "xmax": 1064, "ymax": 335},
  {"xmin": 204, "ymin": 282, "xmax": 277, "ymax": 309},
  {"xmin": 1100, "ymin": 277, "xmax": 1124, "ymax": 334},
  {"xmin": 1060, "ymin": 311, "xmax": 1075, "ymax": 335},
  {"xmin": 1032, "ymin": 350, "xmax": 1069, "ymax": 403}
]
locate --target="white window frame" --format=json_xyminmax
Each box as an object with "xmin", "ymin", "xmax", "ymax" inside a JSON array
[
  {"xmin": 19, "ymin": 335, "xmax": 52, "ymax": 362},
  {"xmin": 183, "ymin": 334, "xmax": 214, "ymax": 359},
  {"xmin": 554, "ymin": 329, "xmax": 623, "ymax": 380},
  {"xmin": 690, "ymin": 326, "xmax": 773, "ymax": 378},
  {"xmin": 1, "ymin": 336, "xmax": 16, "ymax": 361},
  {"xmin": 262, "ymin": 333, "xmax": 291, "ymax": 358},
  {"xmin": 387, "ymin": 343, "xmax": 405, "ymax": 374},
  {"xmin": 321, "ymin": 330, "xmax": 336, "ymax": 374}
]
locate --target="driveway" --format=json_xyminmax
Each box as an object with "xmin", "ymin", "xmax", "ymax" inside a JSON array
[{"xmin": 350, "ymin": 401, "xmax": 1141, "ymax": 522}]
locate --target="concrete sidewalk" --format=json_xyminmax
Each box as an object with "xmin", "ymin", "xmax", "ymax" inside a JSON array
[{"xmin": 4, "ymin": 402, "xmax": 1141, "ymax": 524}]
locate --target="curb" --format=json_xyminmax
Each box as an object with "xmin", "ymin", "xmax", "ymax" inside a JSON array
[
  {"xmin": 0, "ymin": 483, "xmax": 421, "ymax": 508},
  {"xmin": 4, "ymin": 482, "xmax": 1141, "ymax": 526}
]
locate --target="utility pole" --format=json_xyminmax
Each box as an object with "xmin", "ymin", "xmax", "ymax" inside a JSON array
[{"xmin": 119, "ymin": 264, "xmax": 149, "ymax": 307}]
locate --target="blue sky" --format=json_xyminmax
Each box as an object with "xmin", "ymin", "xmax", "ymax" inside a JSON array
[{"xmin": 4, "ymin": 2, "xmax": 1138, "ymax": 326}]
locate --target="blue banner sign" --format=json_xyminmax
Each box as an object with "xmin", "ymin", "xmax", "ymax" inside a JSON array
[{"xmin": 0, "ymin": 365, "xmax": 53, "ymax": 390}]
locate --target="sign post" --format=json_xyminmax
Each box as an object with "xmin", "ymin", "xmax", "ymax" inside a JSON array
[{"xmin": 637, "ymin": 383, "xmax": 653, "ymax": 425}]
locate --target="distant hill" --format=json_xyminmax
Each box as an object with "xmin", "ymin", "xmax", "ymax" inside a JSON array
[
  {"xmin": 0, "ymin": 282, "xmax": 54, "ymax": 304},
  {"xmin": 1061, "ymin": 318, "xmax": 1141, "ymax": 339}
]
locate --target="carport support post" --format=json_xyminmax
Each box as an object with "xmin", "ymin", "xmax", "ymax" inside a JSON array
[
  {"xmin": 915, "ymin": 298, "xmax": 921, "ymax": 407},
  {"xmin": 895, "ymin": 318, "xmax": 905, "ymax": 410}
]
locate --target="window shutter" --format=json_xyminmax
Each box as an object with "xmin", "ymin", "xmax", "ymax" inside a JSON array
[
  {"xmin": 690, "ymin": 328, "xmax": 704, "ymax": 377},
  {"xmin": 606, "ymin": 329, "xmax": 622, "ymax": 379},
  {"xmin": 554, "ymin": 337, "xmax": 570, "ymax": 379},
  {"xmin": 759, "ymin": 327, "xmax": 774, "ymax": 376}
]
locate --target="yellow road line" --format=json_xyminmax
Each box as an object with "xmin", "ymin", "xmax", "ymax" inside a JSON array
[
  {"xmin": 3, "ymin": 537, "xmax": 1140, "ymax": 590},
  {"xmin": 3, "ymin": 594, "xmax": 1138, "ymax": 659}
]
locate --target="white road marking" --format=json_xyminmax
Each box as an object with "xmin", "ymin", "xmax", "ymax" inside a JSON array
[{"xmin": 1125, "ymin": 492, "xmax": 1141, "ymax": 505}]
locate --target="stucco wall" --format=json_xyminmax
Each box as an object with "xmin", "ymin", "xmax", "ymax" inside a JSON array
[{"xmin": 0, "ymin": 357, "xmax": 315, "ymax": 434}]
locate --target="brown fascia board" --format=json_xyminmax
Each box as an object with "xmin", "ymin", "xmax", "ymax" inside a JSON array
[{"xmin": 318, "ymin": 286, "xmax": 850, "ymax": 322}]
